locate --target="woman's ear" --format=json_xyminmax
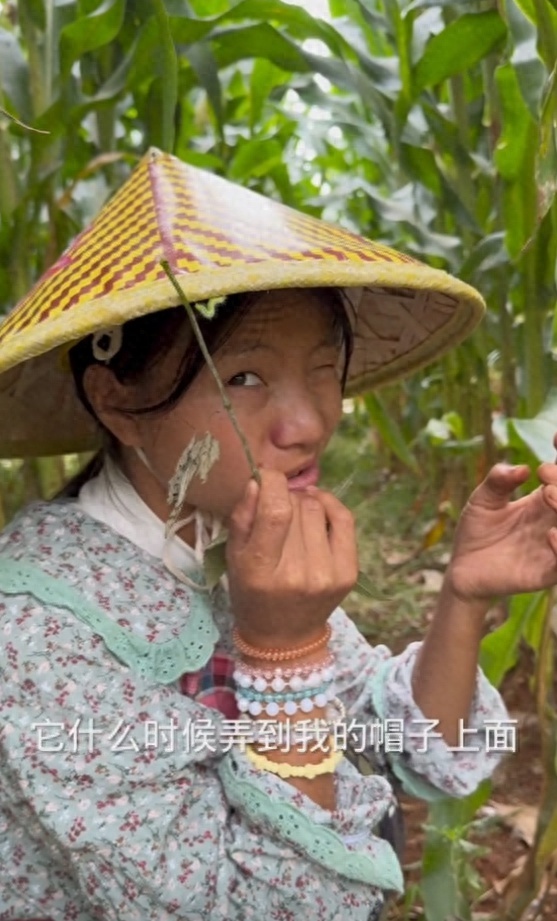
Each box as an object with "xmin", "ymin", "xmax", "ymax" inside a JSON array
[{"xmin": 83, "ymin": 365, "xmax": 142, "ymax": 447}]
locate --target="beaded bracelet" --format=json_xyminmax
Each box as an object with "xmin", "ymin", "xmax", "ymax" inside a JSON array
[
  {"xmin": 233, "ymin": 624, "xmax": 332, "ymax": 662},
  {"xmin": 233, "ymin": 653, "xmax": 335, "ymax": 684},
  {"xmin": 233, "ymin": 662, "xmax": 335, "ymax": 693},
  {"xmin": 237, "ymin": 680, "xmax": 332, "ymax": 704},
  {"xmin": 246, "ymin": 696, "xmax": 347, "ymax": 743},
  {"xmin": 246, "ymin": 719, "xmax": 331, "ymax": 747},
  {"xmin": 236, "ymin": 688, "xmax": 334, "ymax": 716},
  {"xmin": 245, "ymin": 738, "xmax": 343, "ymax": 778}
]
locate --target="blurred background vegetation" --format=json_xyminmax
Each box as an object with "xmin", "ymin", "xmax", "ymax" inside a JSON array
[{"xmin": 2, "ymin": 0, "xmax": 557, "ymax": 916}]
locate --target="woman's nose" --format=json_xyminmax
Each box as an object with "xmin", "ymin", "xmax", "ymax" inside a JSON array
[{"xmin": 270, "ymin": 390, "xmax": 328, "ymax": 450}]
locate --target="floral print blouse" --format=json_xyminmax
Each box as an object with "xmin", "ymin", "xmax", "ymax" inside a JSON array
[{"xmin": 0, "ymin": 497, "xmax": 508, "ymax": 921}]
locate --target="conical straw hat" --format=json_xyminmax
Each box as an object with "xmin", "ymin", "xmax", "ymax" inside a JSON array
[{"xmin": 0, "ymin": 148, "xmax": 484, "ymax": 457}]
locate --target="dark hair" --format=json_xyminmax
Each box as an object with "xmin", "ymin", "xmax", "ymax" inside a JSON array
[{"xmin": 69, "ymin": 287, "xmax": 354, "ymax": 423}]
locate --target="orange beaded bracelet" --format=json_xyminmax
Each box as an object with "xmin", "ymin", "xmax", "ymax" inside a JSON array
[{"xmin": 232, "ymin": 623, "xmax": 332, "ymax": 662}]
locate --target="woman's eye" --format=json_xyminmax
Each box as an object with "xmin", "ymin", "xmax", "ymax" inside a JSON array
[
  {"xmin": 227, "ymin": 371, "xmax": 262, "ymax": 387},
  {"xmin": 315, "ymin": 363, "xmax": 340, "ymax": 376}
]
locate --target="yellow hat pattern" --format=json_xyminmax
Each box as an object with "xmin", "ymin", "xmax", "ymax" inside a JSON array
[{"xmin": 0, "ymin": 148, "xmax": 485, "ymax": 456}]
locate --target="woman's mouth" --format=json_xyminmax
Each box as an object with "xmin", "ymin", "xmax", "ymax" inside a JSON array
[{"xmin": 286, "ymin": 462, "xmax": 320, "ymax": 491}]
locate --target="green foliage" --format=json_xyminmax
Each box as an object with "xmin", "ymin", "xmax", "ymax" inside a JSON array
[
  {"xmin": 3, "ymin": 0, "xmax": 557, "ymax": 916},
  {"xmin": 480, "ymin": 591, "xmax": 549, "ymax": 686},
  {"xmin": 413, "ymin": 12, "xmax": 507, "ymax": 93},
  {"xmin": 421, "ymin": 784, "xmax": 493, "ymax": 921},
  {"xmin": 359, "ymin": 393, "xmax": 420, "ymax": 474},
  {"xmin": 508, "ymin": 387, "xmax": 557, "ymax": 463}
]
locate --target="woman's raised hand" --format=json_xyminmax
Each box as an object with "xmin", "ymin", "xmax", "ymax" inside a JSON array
[
  {"xmin": 446, "ymin": 463, "xmax": 557, "ymax": 602},
  {"xmin": 226, "ymin": 470, "xmax": 358, "ymax": 647}
]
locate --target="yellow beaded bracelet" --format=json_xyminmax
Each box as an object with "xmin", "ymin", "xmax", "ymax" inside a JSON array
[{"xmin": 245, "ymin": 740, "xmax": 343, "ymax": 779}]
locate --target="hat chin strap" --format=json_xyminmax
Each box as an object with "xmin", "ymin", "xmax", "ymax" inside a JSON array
[
  {"xmin": 133, "ymin": 446, "xmax": 223, "ymax": 594},
  {"xmin": 162, "ymin": 510, "xmax": 222, "ymax": 593},
  {"xmin": 134, "ymin": 447, "xmax": 160, "ymax": 479}
]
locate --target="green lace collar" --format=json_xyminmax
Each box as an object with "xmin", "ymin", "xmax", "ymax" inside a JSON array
[{"xmin": 0, "ymin": 558, "xmax": 219, "ymax": 684}]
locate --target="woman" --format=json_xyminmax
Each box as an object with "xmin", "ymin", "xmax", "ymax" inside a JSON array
[{"xmin": 1, "ymin": 149, "xmax": 557, "ymax": 920}]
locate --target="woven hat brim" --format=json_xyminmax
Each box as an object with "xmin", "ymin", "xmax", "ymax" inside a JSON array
[
  {"xmin": 0, "ymin": 149, "xmax": 485, "ymax": 457},
  {"xmin": 0, "ymin": 260, "xmax": 483, "ymax": 457}
]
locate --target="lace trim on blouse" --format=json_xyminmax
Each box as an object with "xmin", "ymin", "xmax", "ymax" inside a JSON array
[{"xmin": 0, "ymin": 559, "xmax": 219, "ymax": 684}]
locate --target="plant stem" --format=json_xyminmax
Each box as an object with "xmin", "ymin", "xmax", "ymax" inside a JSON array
[
  {"xmin": 160, "ymin": 260, "xmax": 261, "ymax": 485},
  {"xmin": 151, "ymin": 0, "xmax": 178, "ymax": 153},
  {"xmin": 506, "ymin": 590, "xmax": 556, "ymax": 919},
  {"xmin": 531, "ymin": 0, "xmax": 557, "ymax": 71},
  {"xmin": 0, "ymin": 122, "xmax": 18, "ymax": 220},
  {"xmin": 18, "ymin": 0, "xmax": 47, "ymax": 116}
]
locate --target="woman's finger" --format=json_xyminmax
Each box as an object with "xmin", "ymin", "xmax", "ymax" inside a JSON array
[
  {"xmin": 538, "ymin": 462, "xmax": 557, "ymax": 486},
  {"xmin": 304, "ymin": 487, "xmax": 358, "ymax": 585},
  {"xmin": 542, "ymin": 483, "xmax": 557, "ymax": 511},
  {"xmin": 238, "ymin": 469, "xmax": 293, "ymax": 567},
  {"xmin": 469, "ymin": 464, "xmax": 530, "ymax": 511},
  {"xmin": 547, "ymin": 526, "xmax": 557, "ymax": 560},
  {"xmin": 227, "ymin": 478, "xmax": 260, "ymax": 550},
  {"xmin": 297, "ymin": 491, "xmax": 332, "ymax": 576}
]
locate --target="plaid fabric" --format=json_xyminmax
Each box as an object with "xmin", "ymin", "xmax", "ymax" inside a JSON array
[{"xmin": 180, "ymin": 651, "xmax": 239, "ymax": 719}]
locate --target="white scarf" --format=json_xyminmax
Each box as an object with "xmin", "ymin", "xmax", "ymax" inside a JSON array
[{"xmin": 77, "ymin": 456, "xmax": 201, "ymax": 575}]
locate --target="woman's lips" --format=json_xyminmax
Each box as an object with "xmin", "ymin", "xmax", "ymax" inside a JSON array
[{"xmin": 286, "ymin": 462, "xmax": 320, "ymax": 491}]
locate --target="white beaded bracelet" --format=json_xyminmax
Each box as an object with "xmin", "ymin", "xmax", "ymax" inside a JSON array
[
  {"xmin": 233, "ymin": 653, "xmax": 334, "ymax": 683},
  {"xmin": 233, "ymin": 663, "xmax": 335, "ymax": 693},
  {"xmin": 237, "ymin": 685, "xmax": 336, "ymax": 717},
  {"xmin": 246, "ymin": 696, "xmax": 347, "ymax": 742}
]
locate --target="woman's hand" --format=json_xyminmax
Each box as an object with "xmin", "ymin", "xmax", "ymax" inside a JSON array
[
  {"xmin": 226, "ymin": 470, "xmax": 358, "ymax": 647},
  {"xmin": 447, "ymin": 462, "xmax": 557, "ymax": 603}
]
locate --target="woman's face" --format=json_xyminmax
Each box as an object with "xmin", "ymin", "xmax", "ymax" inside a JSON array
[{"xmin": 120, "ymin": 289, "xmax": 345, "ymax": 522}]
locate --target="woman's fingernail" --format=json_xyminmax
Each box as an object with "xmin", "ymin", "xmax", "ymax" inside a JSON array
[{"xmin": 248, "ymin": 478, "xmax": 259, "ymax": 496}]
